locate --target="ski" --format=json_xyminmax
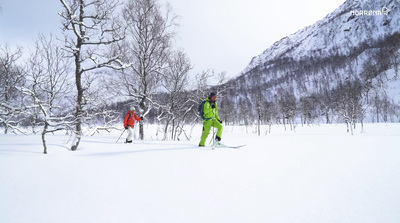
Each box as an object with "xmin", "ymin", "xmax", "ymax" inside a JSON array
[
  {"xmin": 222, "ymin": 144, "xmax": 246, "ymax": 149},
  {"xmin": 202, "ymin": 144, "xmax": 246, "ymax": 149}
]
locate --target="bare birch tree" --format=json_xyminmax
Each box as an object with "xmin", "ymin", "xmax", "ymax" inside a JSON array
[
  {"xmin": 0, "ymin": 44, "xmax": 25, "ymax": 134},
  {"xmin": 159, "ymin": 50, "xmax": 192, "ymax": 140},
  {"xmin": 59, "ymin": 0, "xmax": 127, "ymax": 150},
  {"xmin": 118, "ymin": 0, "xmax": 177, "ymax": 140},
  {"xmin": 334, "ymin": 79, "xmax": 363, "ymax": 135},
  {"xmin": 22, "ymin": 34, "xmax": 73, "ymax": 154}
]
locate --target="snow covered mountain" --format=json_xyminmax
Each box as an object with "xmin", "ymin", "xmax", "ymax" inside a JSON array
[
  {"xmin": 219, "ymin": 0, "xmax": 400, "ymax": 125},
  {"xmin": 243, "ymin": 0, "xmax": 399, "ymax": 73}
]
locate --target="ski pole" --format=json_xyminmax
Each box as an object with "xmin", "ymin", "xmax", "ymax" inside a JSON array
[
  {"xmin": 209, "ymin": 120, "xmax": 215, "ymax": 145},
  {"xmin": 116, "ymin": 129, "xmax": 126, "ymax": 143},
  {"xmin": 209, "ymin": 109, "xmax": 216, "ymax": 146},
  {"xmin": 212, "ymin": 116, "xmax": 215, "ymax": 146}
]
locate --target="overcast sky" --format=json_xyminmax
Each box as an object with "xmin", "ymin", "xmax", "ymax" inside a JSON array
[{"xmin": 0, "ymin": 0, "xmax": 345, "ymax": 79}]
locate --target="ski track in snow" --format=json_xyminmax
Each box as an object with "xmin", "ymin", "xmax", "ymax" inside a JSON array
[{"xmin": 1, "ymin": 123, "xmax": 400, "ymax": 223}]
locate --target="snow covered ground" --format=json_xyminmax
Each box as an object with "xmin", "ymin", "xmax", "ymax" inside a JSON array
[{"xmin": 1, "ymin": 123, "xmax": 400, "ymax": 223}]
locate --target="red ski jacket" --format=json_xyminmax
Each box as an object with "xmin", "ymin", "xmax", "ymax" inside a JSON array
[{"xmin": 124, "ymin": 111, "xmax": 142, "ymax": 128}]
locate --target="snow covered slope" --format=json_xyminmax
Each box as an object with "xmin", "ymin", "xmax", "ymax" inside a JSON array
[
  {"xmin": 219, "ymin": 0, "xmax": 400, "ymax": 124},
  {"xmin": 243, "ymin": 0, "xmax": 399, "ymax": 73},
  {"xmin": 1, "ymin": 124, "xmax": 400, "ymax": 223}
]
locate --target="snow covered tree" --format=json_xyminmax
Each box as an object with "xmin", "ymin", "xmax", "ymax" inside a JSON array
[
  {"xmin": 251, "ymin": 69, "xmax": 265, "ymax": 136},
  {"xmin": 59, "ymin": 0, "xmax": 127, "ymax": 151},
  {"xmin": 278, "ymin": 88, "xmax": 297, "ymax": 131},
  {"xmin": 22, "ymin": 34, "xmax": 73, "ymax": 154},
  {"xmin": 333, "ymin": 79, "xmax": 364, "ymax": 135},
  {"xmin": 194, "ymin": 70, "xmax": 214, "ymax": 101},
  {"xmin": 299, "ymin": 95, "xmax": 319, "ymax": 126},
  {"xmin": 81, "ymin": 72, "xmax": 122, "ymax": 136},
  {"xmin": 159, "ymin": 50, "xmax": 192, "ymax": 140},
  {"xmin": 193, "ymin": 70, "xmax": 230, "ymax": 122},
  {"xmin": 0, "ymin": 45, "xmax": 25, "ymax": 134},
  {"xmin": 117, "ymin": 0, "xmax": 177, "ymax": 140},
  {"xmin": 263, "ymin": 100, "xmax": 278, "ymax": 134}
]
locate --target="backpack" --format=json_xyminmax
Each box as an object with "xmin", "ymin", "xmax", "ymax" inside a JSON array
[{"xmin": 198, "ymin": 100, "xmax": 210, "ymax": 120}]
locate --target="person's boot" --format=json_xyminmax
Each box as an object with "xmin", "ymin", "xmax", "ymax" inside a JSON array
[{"xmin": 213, "ymin": 136, "xmax": 224, "ymax": 147}]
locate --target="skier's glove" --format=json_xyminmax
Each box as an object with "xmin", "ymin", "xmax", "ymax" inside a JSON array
[
  {"xmin": 124, "ymin": 126, "xmax": 128, "ymax": 130},
  {"xmin": 211, "ymin": 104, "xmax": 216, "ymax": 109},
  {"xmin": 140, "ymin": 116, "xmax": 144, "ymax": 120},
  {"xmin": 218, "ymin": 119, "xmax": 222, "ymax": 124}
]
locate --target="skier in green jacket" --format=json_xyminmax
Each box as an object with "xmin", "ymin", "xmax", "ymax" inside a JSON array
[{"xmin": 199, "ymin": 92, "xmax": 224, "ymax": 147}]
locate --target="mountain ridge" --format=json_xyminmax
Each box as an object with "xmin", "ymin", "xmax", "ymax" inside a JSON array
[
  {"xmin": 242, "ymin": 0, "xmax": 398, "ymax": 74},
  {"xmin": 218, "ymin": 0, "xmax": 400, "ymax": 126}
]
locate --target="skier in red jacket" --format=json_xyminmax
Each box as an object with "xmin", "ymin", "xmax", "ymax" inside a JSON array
[{"xmin": 123, "ymin": 106, "xmax": 143, "ymax": 143}]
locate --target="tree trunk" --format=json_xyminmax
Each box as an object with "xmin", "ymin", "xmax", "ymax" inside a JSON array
[
  {"xmin": 139, "ymin": 99, "xmax": 146, "ymax": 140},
  {"xmin": 290, "ymin": 119, "xmax": 294, "ymax": 131},
  {"xmin": 138, "ymin": 120, "xmax": 143, "ymax": 140},
  {"xmin": 71, "ymin": 35, "xmax": 83, "ymax": 151},
  {"xmin": 361, "ymin": 120, "xmax": 364, "ymax": 133},
  {"xmin": 325, "ymin": 109, "xmax": 330, "ymax": 124},
  {"xmin": 376, "ymin": 101, "xmax": 380, "ymax": 123},
  {"xmin": 163, "ymin": 120, "xmax": 169, "ymax": 141},
  {"xmin": 350, "ymin": 120, "xmax": 354, "ymax": 135},
  {"xmin": 171, "ymin": 119, "xmax": 175, "ymax": 140},
  {"xmin": 42, "ymin": 122, "xmax": 48, "ymax": 154},
  {"xmin": 283, "ymin": 118, "xmax": 287, "ymax": 131}
]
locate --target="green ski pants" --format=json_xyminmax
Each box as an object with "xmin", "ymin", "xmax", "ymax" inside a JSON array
[{"xmin": 199, "ymin": 119, "xmax": 223, "ymax": 146}]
